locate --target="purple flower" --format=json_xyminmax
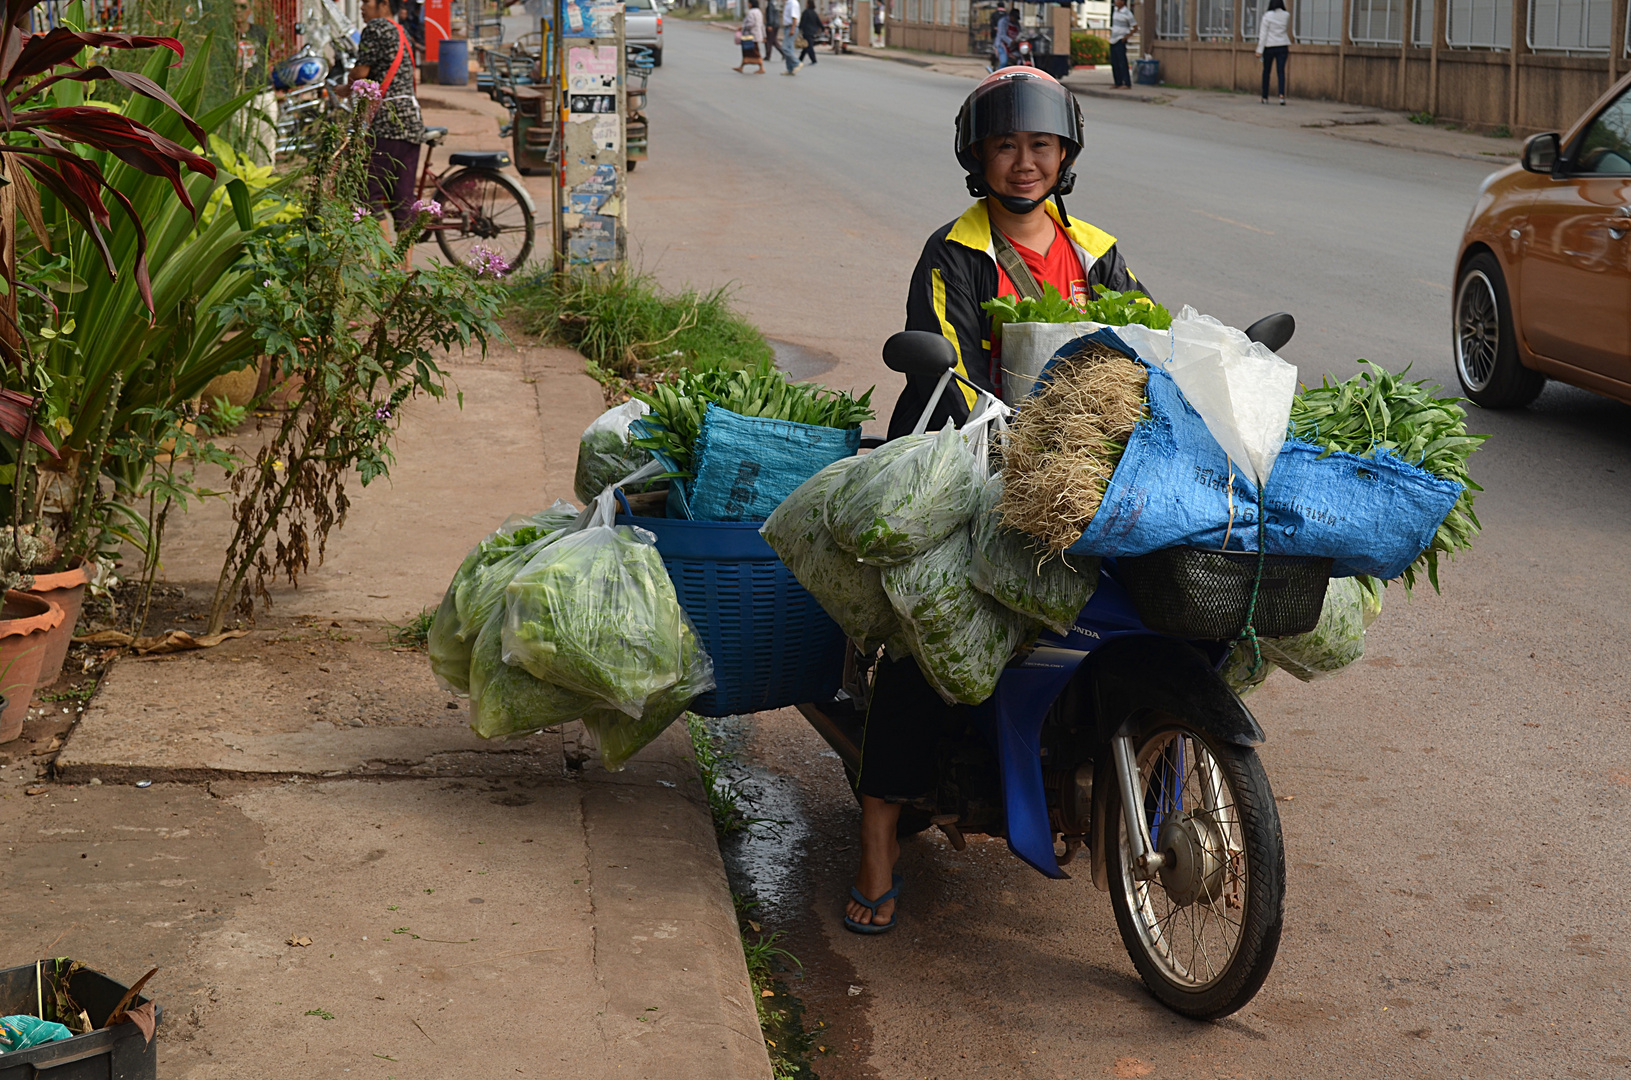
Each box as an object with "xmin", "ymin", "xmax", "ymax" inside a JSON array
[
  {"xmin": 410, "ymin": 198, "xmax": 443, "ymax": 219},
  {"xmin": 466, "ymin": 244, "xmax": 510, "ymax": 279},
  {"xmin": 352, "ymin": 205, "xmax": 368, "ymax": 222},
  {"xmin": 351, "ymin": 79, "xmax": 382, "ymax": 101},
  {"xmin": 374, "ymin": 404, "xmax": 393, "ymax": 421}
]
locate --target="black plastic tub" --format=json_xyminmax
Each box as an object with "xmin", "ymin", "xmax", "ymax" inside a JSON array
[{"xmin": 0, "ymin": 960, "xmax": 159, "ymax": 1079}]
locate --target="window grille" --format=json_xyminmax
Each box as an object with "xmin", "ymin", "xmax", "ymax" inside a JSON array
[
  {"xmin": 1198, "ymin": 0, "xmax": 1234, "ymax": 40},
  {"xmin": 1350, "ymin": 0, "xmax": 1404, "ymax": 43},
  {"xmin": 1413, "ymin": 0, "xmax": 1435, "ymax": 43},
  {"xmin": 1526, "ymin": 0, "xmax": 1611, "ymax": 53},
  {"xmin": 1294, "ymin": 0, "xmax": 1342, "ymax": 43},
  {"xmin": 1156, "ymin": 0, "xmax": 1187, "ymax": 38},
  {"xmin": 1242, "ymin": 0, "xmax": 1264, "ymax": 40},
  {"xmin": 956, "ymin": 0, "xmax": 970, "ymax": 26},
  {"xmin": 1445, "ymin": 0, "xmax": 1512, "ymax": 47}
]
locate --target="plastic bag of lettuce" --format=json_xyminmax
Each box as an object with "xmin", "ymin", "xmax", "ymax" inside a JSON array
[
  {"xmin": 574, "ymin": 401, "xmax": 659, "ymax": 504},
  {"xmin": 428, "ymin": 501, "xmax": 581, "ymax": 694},
  {"xmin": 501, "ymin": 490, "xmax": 714, "ymax": 766}
]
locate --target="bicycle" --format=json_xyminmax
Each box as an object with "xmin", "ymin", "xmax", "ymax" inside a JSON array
[{"xmin": 415, "ymin": 126, "xmax": 538, "ymax": 272}]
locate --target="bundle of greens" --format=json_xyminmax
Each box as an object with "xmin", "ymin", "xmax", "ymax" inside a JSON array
[
  {"xmin": 1288, "ymin": 361, "xmax": 1487, "ymax": 590},
  {"xmin": 982, "ymin": 283, "xmax": 1173, "ymax": 337},
  {"xmin": 631, "ymin": 359, "xmax": 874, "ymax": 477},
  {"xmin": 427, "ymin": 504, "xmax": 582, "ymax": 694}
]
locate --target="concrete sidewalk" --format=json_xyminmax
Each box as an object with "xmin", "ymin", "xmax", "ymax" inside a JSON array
[
  {"xmin": 849, "ymin": 44, "xmax": 1526, "ymax": 164},
  {"xmin": 11, "ymin": 332, "xmax": 771, "ymax": 1077}
]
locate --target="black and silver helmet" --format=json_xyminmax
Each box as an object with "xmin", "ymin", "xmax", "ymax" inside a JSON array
[{"xmin": 955, "ymin": 67, "xmax": 1085, "ymax": 218}]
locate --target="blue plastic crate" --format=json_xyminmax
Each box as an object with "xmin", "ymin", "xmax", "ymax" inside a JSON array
[{"xmin": 615, "ymin": 512, "xmax": 846, "ymax": 717}]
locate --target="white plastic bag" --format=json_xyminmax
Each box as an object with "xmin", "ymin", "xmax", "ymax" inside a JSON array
[
  {"xmin": 1164, "ymin": 306, "xmax": 1299, "ymax": 488},
  {"xmin": 998, "ymin": 322, "xmax": 1102, "ymax": 403},
  {"xmin": 574, "ymin": 400, "xmax": 655, "ymax": 503}
]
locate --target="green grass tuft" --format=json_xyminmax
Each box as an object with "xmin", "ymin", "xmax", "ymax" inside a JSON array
[{"xmin": 385, "ymin": 607, "xmax": 435, "ymax": 650}]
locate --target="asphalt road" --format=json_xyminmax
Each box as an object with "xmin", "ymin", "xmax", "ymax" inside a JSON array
[{"xmin": 634, "ymin": 22, "xmax": 1631, "ymax": 1079}]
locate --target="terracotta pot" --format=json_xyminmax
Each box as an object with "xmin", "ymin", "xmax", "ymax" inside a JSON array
[
  {"xmin": 0, "ymin": 590, "xmax": 63, "ymax": 743},
  {"xmin": 28, "ymin": 558, "xmax": 91, "ymax": 686}
]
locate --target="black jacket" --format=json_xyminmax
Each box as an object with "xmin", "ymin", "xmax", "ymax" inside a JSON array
[
  {"xmin": 889, "ymin": 199, "xmax": 1145, "ymax": 439},
  {"xmin": 799, "ymin": 6, "xmax": 824, "ymax": 38}
]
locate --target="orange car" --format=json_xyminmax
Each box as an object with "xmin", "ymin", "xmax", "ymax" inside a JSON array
[{"xmin": 1455, "ymin": 71, "xmax": 1631, "ymax": 409}]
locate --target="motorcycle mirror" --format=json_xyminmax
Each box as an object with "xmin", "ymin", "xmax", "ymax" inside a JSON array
[
  {"xmin": 882, "ymin": 331, "xmax": 958, "ymax": 377},
  {"xmin": 1243, "ymin": 313, "xmax": 1295, "ymax": 352}
]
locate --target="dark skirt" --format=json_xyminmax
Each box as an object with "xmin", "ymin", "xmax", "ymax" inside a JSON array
[{"xmin": 740, "ymin": 41, "xmax": 762, "ymax": 59}]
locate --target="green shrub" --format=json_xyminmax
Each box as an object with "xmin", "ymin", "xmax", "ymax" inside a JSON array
[{"xmin": 1072, "ymin": 31, "xmax": 1110, "ymax": 65}]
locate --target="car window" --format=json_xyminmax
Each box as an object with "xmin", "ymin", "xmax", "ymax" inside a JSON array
[
  {"xmin": 625, "ymin": 0, "xmax": 653, "ymax": 9},
  {"xmin": 1574, "ymin": 89, "xmax": 1631, "ymax": 176}
]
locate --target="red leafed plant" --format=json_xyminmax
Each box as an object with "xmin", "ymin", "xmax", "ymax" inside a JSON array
[{"xmin": 0, "ymin": 0, "xmax": 217, "ymax": 360}]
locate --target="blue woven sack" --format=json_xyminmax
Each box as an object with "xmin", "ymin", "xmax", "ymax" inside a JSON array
[
  {"xmin": 1057, "ymin": 330, "xmax": 1463, "ymax": 581},
  {"xmin": 679, "ymin": 403, "xmax": 861, "ymax": 522}
]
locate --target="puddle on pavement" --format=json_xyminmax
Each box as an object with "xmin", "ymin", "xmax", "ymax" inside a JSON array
[{"xmin": 769, "ymin": 339, "xmax": 840, "ymax": 383}]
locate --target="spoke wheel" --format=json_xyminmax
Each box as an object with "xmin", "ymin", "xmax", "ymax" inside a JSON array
[
  {"xmin": 432, "ymin": 168, "xmax": 536, "ymax": 273},
  {"xmin": 1451, "ymin": 251, "xmax": 1544, "ymax": 409},
  {"xmin": 1455, "ymin": 268, "xmax": 1500, "ymax": 392},
  {"xmin": 1107, "ymin": 719, "xmax": 1284, "ymax": 1020}
]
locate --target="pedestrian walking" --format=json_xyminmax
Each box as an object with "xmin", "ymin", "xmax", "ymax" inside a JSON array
[
  {"xmin": 735, "ymin": 0, "xmax": 767, "ymax": 72},
  {"xmin": 872, "ymin": 0, "xmax": 885, "ymax": 46},
  {"xmin": 1108, "ymin": 0, "xmax": 1136, "ymax": 89},
  {"xmin": 1256, "ymin": 0, "xmax": 1292, "ymax": 105},
  {"xmin": 799, "ymin": 2, "xmax": 824, "ymax": 65},
  {"xmin": 780, "ymin": 0, "xmax": 802, "ymax": 73},
  {"xmin": 764, "ymin": 0, "xmax": 781, "ymax": 64},
  {"xmin": 348, "ymin": 0, "xmax": 423, "ymax": 237}
]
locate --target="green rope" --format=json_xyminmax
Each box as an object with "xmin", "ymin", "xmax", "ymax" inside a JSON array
[{"xmin": 1235, "ymin": 484, "xmax": 1269, "ymax": 679}]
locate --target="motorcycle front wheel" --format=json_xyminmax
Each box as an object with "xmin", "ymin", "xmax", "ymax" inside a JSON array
[{"xmin": 1106, "ymin": 718, "xmax": 1284, "ymax": 1020}]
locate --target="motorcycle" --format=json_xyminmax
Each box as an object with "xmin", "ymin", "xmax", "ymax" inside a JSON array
[
  {"xmin": 827, "ymin": 1, "xmax": 851, "ymax": 52},
  {"xmin": 795, "ymin": 314, "xmax": 1298, "ymax": 1020},
  {"xmin": 990, "ymin": 33, "xmax": 1033, "ymax": 69},
  {"xmin": 274, "ymin": 0, "xmax": 360, "ymax": 157}
]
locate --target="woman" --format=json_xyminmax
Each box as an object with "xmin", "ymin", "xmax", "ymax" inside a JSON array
[
  {"xmin": 1256, "ymin": 0, "xmax": 1292, "ymax": 105},
  {"xmin": 798, "ymin": 2, "xmax": 824, "ymax": 66},
  {"xmin": 734, "ymin": 0, "xmax": 767, "ymax": 73},
  {"xmin": 348, "ymin": 0, "xmax": 423, "ymax": 234},
  {"xmin": 845, "ymin": 68, "xmax": 1149, "ymax": 933}
]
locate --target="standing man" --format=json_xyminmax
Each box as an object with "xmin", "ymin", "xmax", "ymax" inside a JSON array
[
  {"xmin": 1108, "ymin": 0, "xmax": 1136, "ymax": 88},
  {"xmin": 349, "ymin": 0, "xmax": 424, "ymax": 237},
  {"xmin": 233, "ymin": 0, "xmax": 275, "ymax": 163},
  {"xmin": 872, "ymin": 0, "xmax": 885, "ymax": 46},
  {"xmin": 780, "ymin": 0, "xmax": 802, "ymax": 73},
  {"xmin": 992, "ymin": 4, "xmax": 1014, "ymax": 68},
  {"xmin": 765, "ymin": 0, "xmax": 782, "ymax": 68}
]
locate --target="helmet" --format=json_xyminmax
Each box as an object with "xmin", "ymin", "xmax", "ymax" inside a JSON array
[{"xmin": 954, "ymin": 67, "xmax": 1085, "ymax": 217}]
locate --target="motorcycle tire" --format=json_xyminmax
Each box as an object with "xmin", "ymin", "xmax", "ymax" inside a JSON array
[{"xmin": 1105, "ymin": 718, "xmax": 1284, "ymax": 1020}]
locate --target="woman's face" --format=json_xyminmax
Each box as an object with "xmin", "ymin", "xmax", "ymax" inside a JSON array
[{"xmin": 982, "ymin": 132, "xmax": 1063, "ymax": 205}]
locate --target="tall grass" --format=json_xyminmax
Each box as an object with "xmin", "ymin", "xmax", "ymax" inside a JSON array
[{"xmin": 510, "ymin": 267, "xmax": 772, "ymax": 388}]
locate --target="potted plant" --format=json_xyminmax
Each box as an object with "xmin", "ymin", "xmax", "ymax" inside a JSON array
[
  {"xmin": 0, "ymin": 584, "xmax": 61, "ymax": 742},
  {"xmin": 0, "ymin": 523, "xmax": 88, "ymax": 684}
]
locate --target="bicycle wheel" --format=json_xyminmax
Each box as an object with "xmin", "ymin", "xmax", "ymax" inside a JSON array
[
  {"xmin": 1106, "ymin": 718, "xmax": 1284, "ymax": 1020},
  {"xmin": 433, "ymin": 167, "xmax": 536, "ymax": 272}
]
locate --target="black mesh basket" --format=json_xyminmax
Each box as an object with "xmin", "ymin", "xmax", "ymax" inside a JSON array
[{"xmin": 1116, "ymin": 547, "xmax": 1334, "ymax": 640}]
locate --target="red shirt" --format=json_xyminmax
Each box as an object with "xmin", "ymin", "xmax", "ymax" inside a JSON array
[{"xmin": 994, "ymin": 221, "xmax": 1089, "ymax": 307}]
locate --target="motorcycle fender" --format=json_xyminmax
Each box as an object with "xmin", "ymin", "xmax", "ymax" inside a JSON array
[{"xmin": 1084, "ymin": 636, "xmax": 1266, "ymax": 893}]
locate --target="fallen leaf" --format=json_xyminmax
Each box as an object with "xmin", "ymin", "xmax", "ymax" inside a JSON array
[
  {"xmin": 748, "ymin": 921, "xmax": 761, "ymax": 933},
  {"xmin": 74, "ymin": 629, "xmax": 249, "ymax": 655},
  {"xmin": 46, "ymin": 737, "xmax": 62, "ymax": 752},
  {"xmin": 112, "ymin": 1000, "xmax": 157, "ymax": 1045},
  {"xmin": 287, "ymin": 935, "xmax": 313, "ymax": 947},
  {"xmin": 24, "ymin": 786, "xmax": 47, "ymax": 796},
  {"xmin": 847, "ymin": 985, "xmax": 862, "ymax": 996},
  {"xmin": 761, "ymin": 989, "xmax": 775, "ymax": 998}
]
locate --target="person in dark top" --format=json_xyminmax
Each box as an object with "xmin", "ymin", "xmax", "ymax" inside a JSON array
[
  {"xmin": 234, "ymin": 0, "xmax": 270, "ymax": 88},
  {"xmin": 844, "ymin": 68, "xmax": 1149, "ymax": 934},
  {"xmin": 348, "ymin": 0, "xmax": 425, "ymax": 234},
  {"xmin": 797, "ymin": 3, "xmax": 824, "ymax": 65}
]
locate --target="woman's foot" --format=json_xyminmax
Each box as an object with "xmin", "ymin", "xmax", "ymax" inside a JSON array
[
  {"xmin": 733, "ymin": 65, "xmax": 744, "ymax": 72},
  {"xmin": 1261, "ymin": 96, "xmax": 1268, "ymax": 103},
  {"xmin": 1279, "ymin": 95, "xmax": 1286, "ymax": 105},
  {"xmin": 846, "ymin": 795, "xmax": 902, "ymax": 929}
]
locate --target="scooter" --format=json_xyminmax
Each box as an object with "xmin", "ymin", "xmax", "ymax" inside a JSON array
[
  {"xmin": 796, "ymin": 315, "xmax": 1298, "ymax": 1020},
  {"xmin": 273, "ymin": 0, "xmax": 360, "ymax": 156}
]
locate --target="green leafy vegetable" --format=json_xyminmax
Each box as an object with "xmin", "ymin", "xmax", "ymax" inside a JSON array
[
  {"xmin": 631, "ymin": 358, "xmax": 874, "ymax": 477},
  {"xmin": 1288, "ymin": 361, "xmax": 1488, "ymax": 591},
  {"xmin": 981, "ymin": 283, "xmax": 1173, "ymax": 335}
]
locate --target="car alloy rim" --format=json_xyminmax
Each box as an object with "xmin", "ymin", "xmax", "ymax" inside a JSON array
[{"xmin": 1455, "ymin": 269, "xmax": 1500, "ymax": 392}]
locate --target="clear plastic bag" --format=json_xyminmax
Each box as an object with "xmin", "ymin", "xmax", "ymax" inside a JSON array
[
  {"xmin": 468, "ymin": 606, "xmax": 597, "ymax": 740},
  {"xmin": 574, "ymin": 400, "xmax": 656, "ymax": 504},
  {"xmin": 882, "ymin": 526, "xmax": 1039, "ymax": 705},
  {"xmin": 970, "ymin": 473, "xmax": 1099, "ymax": 634},
  {"xmin": 826, "ymin": 423, "xmax": 980, "ymax": 566},
  {"xmin": 502, "ymin": 491, "xmax": 692, "ymax": 718},
  {"xmin": 760, "ymin": 457, "xmax": 898, "ymax": 651},
  {"xmin": 428, "ymin": 502, "xmax": 581, "ymax": 695},
  {"xmin": 578, "ymin": 616, "xmax": 715, "ymax": 771},
  {"xmin": 1220, "ymin": 640, "xmax": 1274, "ymax": 698},
  {"xmin": 1261, "ymin": 575, "xmax": 1368, "ymax": 683}
]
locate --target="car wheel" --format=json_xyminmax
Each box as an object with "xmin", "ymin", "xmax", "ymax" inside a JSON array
[
  {"xmin": 1454, "ymin": 251, "xmax": 1544, "ymax": 409},
  {"xmin": 653, "ymin": 47, "xmax": 663, "ymax": 66}
]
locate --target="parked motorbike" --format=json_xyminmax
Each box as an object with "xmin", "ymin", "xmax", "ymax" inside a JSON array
[
  {"xmin": 274, "ymin": 0, "xmax": 360, "ymax": 157},
  {"xmin": 990, "ymin": 34, "xmax": 1034, "ymax": 69},
  {"xmin": 796, "ymin": 314, "xmax": 1298, "ymax": 1020}
]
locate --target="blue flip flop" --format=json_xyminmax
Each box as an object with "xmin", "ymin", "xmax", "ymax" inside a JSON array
[{"xmin": 843, "ymin": 873, "xmax": 902, "ymax": 935}]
